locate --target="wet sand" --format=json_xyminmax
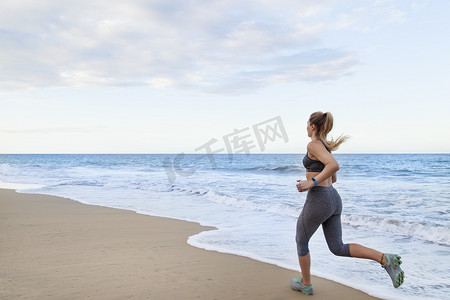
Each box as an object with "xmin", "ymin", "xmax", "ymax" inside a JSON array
[{"xmin": 0, "ymin": 189, "xmax": 380, "ymax": 299}]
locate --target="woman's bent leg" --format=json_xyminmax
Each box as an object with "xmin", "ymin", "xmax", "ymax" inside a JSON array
[
  {"xmin": 322, "ymin": 214, "xmax": 383, "ymax": 263},
  {"xmin": 349, "ymin": 243, "xmax": 384, "ymax": 264},
  {"xmin": 322, "ymin": 214, "xmax": 351, "ymax": 257}
]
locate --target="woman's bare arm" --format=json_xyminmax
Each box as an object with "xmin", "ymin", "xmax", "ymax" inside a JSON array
[{"xmin": 307, "ymin": 141, "xmax": 339, "ymax": 184}]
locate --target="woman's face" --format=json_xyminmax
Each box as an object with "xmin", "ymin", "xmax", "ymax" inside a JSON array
[{"xmin": 306, "ymin": 120, "xmax": 314, "ymax": 137}]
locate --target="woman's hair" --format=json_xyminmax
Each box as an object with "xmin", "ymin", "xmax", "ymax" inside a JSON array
[{"xmin": 309, "ymin": 111, "xmax": 349, "ymax": 151}]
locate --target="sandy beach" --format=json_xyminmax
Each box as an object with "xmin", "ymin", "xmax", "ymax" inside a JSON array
[{"xmin": 0, "ymin": 188, "xmax": 379, "ymax": 299}]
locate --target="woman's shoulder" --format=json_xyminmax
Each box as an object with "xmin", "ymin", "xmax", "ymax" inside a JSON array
[
  {"xmin": 307, "ymin": 139, "xmax": 323, "ymax": 148},
  {"xmin": 307, "ymin": 140, "xmax": 329, "ymax": 153}
]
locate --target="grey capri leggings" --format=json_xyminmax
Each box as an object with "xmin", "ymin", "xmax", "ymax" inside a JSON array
[{"xmin": 296, "ymin": 185, "xmax": 351, "ymax": 257}]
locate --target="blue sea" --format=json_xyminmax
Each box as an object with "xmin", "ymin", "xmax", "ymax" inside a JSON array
[{"xmin": 1, "ymin": 154, "xmax": 449, "ymax": 300}]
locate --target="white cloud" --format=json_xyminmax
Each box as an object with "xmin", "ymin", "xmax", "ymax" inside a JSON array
[
  {"xmin": 0, "ymin": 0, "xmax": 410, "ymax": 94},
  {"xmin": 147, "ymin": 77, "xmax": 175, "ymax": 89},
  {"xmin": 4, "ymin": 98, "xmax": 57, "ymax": 105}
]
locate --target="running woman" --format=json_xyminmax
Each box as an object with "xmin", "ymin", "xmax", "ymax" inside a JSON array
[{"xmin": 291, "ymin": 111, "xmax": 404, "ymax": 295}]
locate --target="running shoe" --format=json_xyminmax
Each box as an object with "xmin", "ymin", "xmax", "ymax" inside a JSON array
[
  {"xmin": 290, "ymin": 276, "xmax": 313, "ymax": 295},
  {"xmin": 382, "ymin": 253, "xmax": 405, "ymax": 288}
]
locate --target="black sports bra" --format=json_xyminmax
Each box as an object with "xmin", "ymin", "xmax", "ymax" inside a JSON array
[
  {"xmin": 302, "ymin": 141, "xmax": 330, "ymax": 172},
  {"xmin": 303, "ymin": 152, "xmax": 325, "ymax": 172}
]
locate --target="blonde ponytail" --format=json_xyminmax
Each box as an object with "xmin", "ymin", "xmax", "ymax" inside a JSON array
[{"xmin": 309, "ymin": 111, "xmax": 348, "ymax": 151}]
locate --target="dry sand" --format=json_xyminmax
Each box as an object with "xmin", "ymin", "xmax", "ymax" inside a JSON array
[{"xmin": 0, "ymin": 189, "xmax": 380, "ymax": 299}]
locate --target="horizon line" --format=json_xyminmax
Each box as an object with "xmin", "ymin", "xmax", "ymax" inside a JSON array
[{"xmin": 1, "ymin": 152, "xmax": 449, "ymax": 155}]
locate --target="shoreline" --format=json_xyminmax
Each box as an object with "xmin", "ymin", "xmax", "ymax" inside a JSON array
[{"xmin": 1, "ymin": 188, "xmax": 380, "ymax": 299}]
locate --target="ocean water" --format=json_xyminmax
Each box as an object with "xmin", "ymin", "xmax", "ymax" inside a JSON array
[{"xmin": 0, "ymin": 154, "xmax": 449, "ymax": 300}]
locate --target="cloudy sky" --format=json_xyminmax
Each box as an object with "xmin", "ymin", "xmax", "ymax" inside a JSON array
[{"xmin": 1, "ymin": 0, "xmax": 449, "ymax": 153}]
